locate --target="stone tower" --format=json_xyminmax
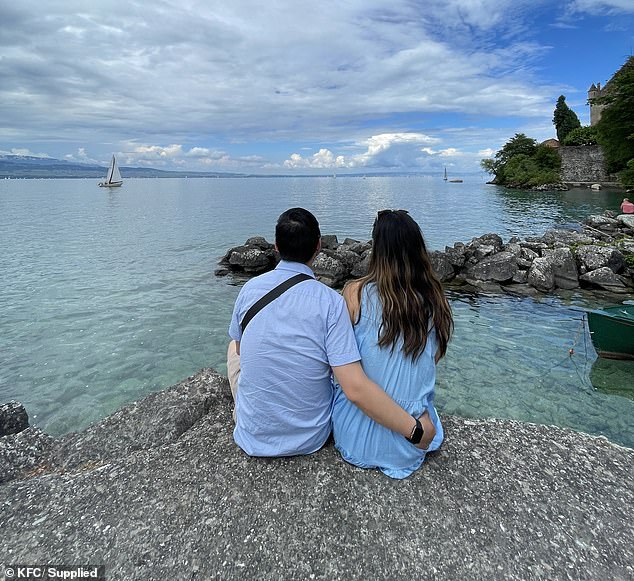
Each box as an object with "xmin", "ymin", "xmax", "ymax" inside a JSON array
[{"xmin": 588, "ymin": 82, "xmax": 607, "ymax": 126}]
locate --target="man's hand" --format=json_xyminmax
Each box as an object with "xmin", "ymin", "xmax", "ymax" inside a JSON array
[{"xmin": 415, "ymin": 410, "xmax": 436, "ymax": 450}]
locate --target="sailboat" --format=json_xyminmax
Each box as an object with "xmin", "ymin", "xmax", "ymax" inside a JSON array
[
  {"xmin": 443, "ymin": 167, "xmax": 448, "ymax": 181},
  {"xmin": 98, "ymin": 155, "xmax": 123, "ymax": 187}
]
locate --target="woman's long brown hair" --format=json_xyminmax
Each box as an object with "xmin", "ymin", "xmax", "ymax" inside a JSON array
[{"xmin": 354, "ymin": 210, "xmax": 453, "ymax": 361}]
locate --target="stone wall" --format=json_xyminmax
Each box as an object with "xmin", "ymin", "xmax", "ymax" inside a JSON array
[{"xmin": 559, "ymin": 145, "xmax": 610, "ymax": 183}]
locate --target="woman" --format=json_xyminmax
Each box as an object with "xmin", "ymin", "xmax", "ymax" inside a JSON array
[{"xmin": 332, "ymin": 209, "xmax": 453, "ymax": 479}]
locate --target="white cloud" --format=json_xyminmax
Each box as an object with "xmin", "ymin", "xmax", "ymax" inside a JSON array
[
  {"xmin": 478, "ymin": 148, "xmax": 496, "ymax": 157},
  {"xmin": 0, "ymin": 147, "xmax": 51, "ymax": 158},
  {"xmin": 0, "ymin": 1, "xmax": 561, "ymax": 153},
  {"xmin": 568, "ymin": 0, "xmax": 634, "ymax": 14},
  {"xmin": 283, "ymin": 149, "xmax": 346, "ymax": 169}
]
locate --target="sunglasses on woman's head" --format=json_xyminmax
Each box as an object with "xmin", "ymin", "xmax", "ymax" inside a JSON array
[{"xmin": 377, "ymin": 209, "xmax": 409, "ymax": 217}]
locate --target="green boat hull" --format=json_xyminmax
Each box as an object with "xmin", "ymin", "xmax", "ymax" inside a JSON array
[{"xmin": 587, "ymin": 305, "xmax": 634, "ymax": 360}]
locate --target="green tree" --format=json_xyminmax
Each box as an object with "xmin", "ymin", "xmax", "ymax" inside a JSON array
[
  {"xmin": 594, "ymin": 56, "xmax": 634, "ymax": 175},
  {"xmin": 563, "ymin": 125, "xmax": 598, "ymax": 146},
  {"xmin": 553, "ymin": 95, "xmax": 581, "ymax": 142},
  {"xmin": 480, "ymin": 135, "xmax": 559, "ymax": 187},
  {"xmin": 620, "ymin": 159, "xmax": 634, "ymax": 189}
]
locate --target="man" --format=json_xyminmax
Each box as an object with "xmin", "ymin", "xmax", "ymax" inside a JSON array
[{"xmin": 227, "ymin": 208, "xmax": 435, "ymax": 457}]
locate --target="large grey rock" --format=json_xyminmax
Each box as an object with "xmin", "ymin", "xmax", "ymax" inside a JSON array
[
  {"xmin": 332, "ymin": 248, "xmax": 361, "ymax": 271},
  {"xmin": 586, "ymin": 215, "xmax": 621, "ymax": 230},
  {"xmin": 503, "ymin": 241, "xmax": 522, "ymax": 257},
  {"xmin": 228, "ymin": 246, "xmax": 276, "ymax": 274},
  {"xmin": 618, "ymin": 214, "xmax": 634, "ymax": 229},
  {"xmin": 541, "ymin": 229, "xmax": 593, "ymax": 247},
  {"xmin": 320, "ymin": 234, "xmax": 339, "ymax": 250},
  {"xmin": 574, "ymin": 245, "xmax": 625, "ymax": 274},
  {"xmin": 0, "ymin": 401, "xmax": 29, "ymax": 436},
  {"xmin": 244, "ymin": 236, "xmax": 274, "ymax": 250},
  {"xmin": 444, "ymin": 243, "xmax": 467, "ymax": 269},
  {"xmin": 0, "ymin": 427, "xmax": 55, "ymax": 483},
  {"xmin": 340, "ymin": 240, "xmax": 371, "ymax": 255},
  {"xmin": 543, "ymin": 247, "xmax": 579, "ymax": 289},
  {"xmin": 1, "ymin": 370, "xmax": 632, "ymax": 581},
  {"xmin": 527, "ymin": 257, "xmax": 555, "ymax": 292},
  {"xmin": 579, "ymin": 267, "xmax": 629, "ymax": 292},
  {"xmin": 54, "ymin": 369, "xmax": 223, "ymax": 472},
  {"xmin": 430, "ymin": 251, "xmax": 456, "ymax": 282},
  {"xmin": 467, "ymin": 233, "xmax": 503, "ymax": 261},
  {"xmin": 465, "ymin": 251, "xmax": 517, "ymax": 283},
  {"xmin": 350, "ymin": 252, "xmax": 371, "ymax": 278},
  {"xmin": 520, "ymin": 246, "xmax": 539, "ymax": 261},
  {"xmin": 312, "ymin": 252, "xmax": 348, "ymax": 287}
]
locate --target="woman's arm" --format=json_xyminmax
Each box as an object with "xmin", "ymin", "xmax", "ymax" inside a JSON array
[{"xmin": 342, "ymin": 280, "xmax": 362, "ymax": 322}]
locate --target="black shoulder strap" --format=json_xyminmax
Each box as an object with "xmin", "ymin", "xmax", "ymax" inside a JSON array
[{"xmin": 240, "ymin": 273, "xmax": 312, "ymax": 333}]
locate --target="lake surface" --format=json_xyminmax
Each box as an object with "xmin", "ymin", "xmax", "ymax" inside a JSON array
[{"xmin": 1, "ymin": 176, "xmax": 632, "ymax": 447}]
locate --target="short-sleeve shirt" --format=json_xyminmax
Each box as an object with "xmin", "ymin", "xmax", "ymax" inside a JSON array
[{"xmin": 229, "ymin": 260, "xmax": 361, "ymax": 456}]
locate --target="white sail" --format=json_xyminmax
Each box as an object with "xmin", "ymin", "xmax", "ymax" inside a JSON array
[
  {"xmin": 109, "ymin": 157, "xmax": 122, "ymax": 183},
  {"xmin": 99, "ymin": 155, "xmax": 123, "ymax": 187}
]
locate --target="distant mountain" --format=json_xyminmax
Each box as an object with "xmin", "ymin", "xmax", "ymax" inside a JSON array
[{"xmin": 0, "ymin": 155, "xmax": 243, "ymax": 179}]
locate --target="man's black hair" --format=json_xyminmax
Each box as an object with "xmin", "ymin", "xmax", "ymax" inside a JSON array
[{"xmin": 275, "ymin": 208, "xmax": 321, "ymax": 263}]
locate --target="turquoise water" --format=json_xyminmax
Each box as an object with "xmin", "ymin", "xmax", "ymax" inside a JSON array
[{"xmin": 0, "ymin": 176, "xmax": 632, "ymax": 446}]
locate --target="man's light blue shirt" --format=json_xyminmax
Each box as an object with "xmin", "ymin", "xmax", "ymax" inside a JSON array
[{"xmin": 229, "ymin": 260, "xmax": 360, "ymax": 457}]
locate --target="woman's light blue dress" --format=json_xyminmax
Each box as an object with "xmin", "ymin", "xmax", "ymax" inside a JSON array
[{"xmin": 332, "ymin": 283, "xmax": 444, "ymax": 479}]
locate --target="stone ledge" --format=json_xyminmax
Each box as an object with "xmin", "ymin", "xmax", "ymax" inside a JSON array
[{"xmin": 1, "ymin": 369, "xmax": 632, "ymax": 580}]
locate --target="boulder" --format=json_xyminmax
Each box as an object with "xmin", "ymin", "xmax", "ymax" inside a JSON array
[
  {"xmin": 2, "ymin": 370, "xmax": 633, "ymax": 580},
  {"xmin": 350, "ymin": 252, "xmax": 371, "ymax": 278},
  {"xmin": 512, "ymin": 270, "xmax": 528, "ymax": 284},
  {"xmin": 520, "ymin": 247, "xmax": 539, "ymax": 261},
  {"xmin": 312, "ymin": 253, "xmax": 348, "ymax": 287},
  {"xmin": 541, "ymin": 229, "xmax": 593, "ymax": 247},
  {"xmin": 430, "ymin": 251, "xmax": 456, "ymax": 282},
  {"xmin": 503, "ymin": 242, "xmax": 522, "ymax": 257},
  {"xmin": 320, "ymin": 235, "xmax": 339, "ymax": 250},
  {"xmin": 444, "ymin": 243, "xmax": 467, "ymax": 269},
  {"xmin": 0, "ymin": 427, "xmax": 55, "ymax": 483},
  {"xmin": 466, "ymin": 234, "xmax": 503, "ymax": 261},
  {"xmin": 520, "ymin": 240, "xmax": 548, "ymax": 254},
  {"xmin": 244, "ymin": 236, "xmax": 274, "ymax": 250},
  {"xmin": 543, "ymin": 247, "xmax": 579, "ymax": 290},
  {"xmin": 618, "ymin": 214, "xmax": 634, "ymax": 229},
  {"xmin": 579, "ymin": 267, "xmax": 629, "ymax": 293},
  {"xmin": 465, "ymin": 251, "xmax": 518, "ymax": 283},
  {"xmin": 229, "ymin": 246, "xmax": 275, "ymax": 274},
  {"xmin": 332, "ymin": 248, "xmax": 362, "ymax": 271},
  {"xmin": 574, "ymin": 245, "xmax": 625, "ymax": 274},
  {"xmin": 527, "ymin": 257, "xmax": 555, "ymax": 292},
  {"xmin": 0, "ymin": 401, "xmax": 29, "ymax": 436},
  {"xmin": 341, "ymin": 240, "xmax": 371, "ymax": 255},
  {"xmin": 585, "ymin": 215, "xmax": 621, "ymax": 231}
]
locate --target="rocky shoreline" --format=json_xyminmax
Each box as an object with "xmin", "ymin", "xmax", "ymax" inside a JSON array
[
  {"xmin": 216, "ymin": 213, "xmax": 634, "ymax": 295},
  {"xmin": 1, "ymin": 370, "xmax": 633, "ymax": 579}
]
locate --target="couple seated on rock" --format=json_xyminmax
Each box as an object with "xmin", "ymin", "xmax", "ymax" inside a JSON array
[{"xmin": 227, "ymin": 208, "xmax": 453, "ymax": 479}]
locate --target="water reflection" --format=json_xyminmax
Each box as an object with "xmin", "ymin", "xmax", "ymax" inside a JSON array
[{"xmin": 589, "ymin": 358, "xmax": 634, "ymax": 400}]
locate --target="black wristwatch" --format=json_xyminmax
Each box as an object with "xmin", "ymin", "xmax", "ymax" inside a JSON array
[{"xmin": 406, "ymin": 415, "xmax": 424, "ymax": 445}]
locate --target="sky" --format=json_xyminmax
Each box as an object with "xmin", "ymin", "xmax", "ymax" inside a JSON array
[{"xmin": 1, "ymin": 1, "xmax": 633, "ymax": 175}]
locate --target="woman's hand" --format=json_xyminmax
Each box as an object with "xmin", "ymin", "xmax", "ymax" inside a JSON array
[{"xmin": 415, "ymin": 410, "xmax": 436, "ymax": 450}]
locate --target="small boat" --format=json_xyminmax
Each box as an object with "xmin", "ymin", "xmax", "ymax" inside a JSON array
[
  {"xmin": 586, "ymin": 305, "xmax": 634, "ymax": 360},
  {"xmin": 98, "ymin": 155, "xmax": 123, "ymax": 187},
  {"xmin": 448, "ymin": 179, "xmax": 463, "ymax": 183}
]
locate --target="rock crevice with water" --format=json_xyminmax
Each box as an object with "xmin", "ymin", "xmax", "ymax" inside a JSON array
[{"xmin": 1, "ymin": 369, "xmax": 633, "ymax": 580}]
